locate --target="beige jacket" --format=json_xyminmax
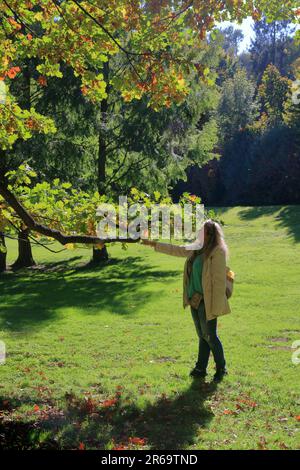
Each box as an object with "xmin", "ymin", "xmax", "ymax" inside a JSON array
[{"xmin": 154, "ymin": 242, "xmax": 231, "ymax": 321}]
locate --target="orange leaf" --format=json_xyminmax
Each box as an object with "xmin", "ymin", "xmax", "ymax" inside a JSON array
[
  {"xmin": 7, "ymin": 67, "xmax": 21, "ymax": 79},
  {"xmin": 101, "ymin": 398, "xmax": 118, "ymax": 408},
  {"xmin": 223, "ymin": 408, "xmax": 236, "ymax": 415},
  {"xmin": 295, "ymin": 415, "xmax": 300, "ymax": 421},
  {"xmin": 78, "ymin": 442, "xmax": 85, "ymax": 450},
  {"xmin": 33, "ymin": 404, "xmax": 40, "ymax": 412},
  {"xmin": 7, "ymin": 18, "xmax": 22, "ymax": 30},
  {"xmin": 128, "ymin": 437, "xmax": 147, "ymax": 446},
  {"xmin": 37, "ymin": 76, "xmax": 47, "ymax": 87}
]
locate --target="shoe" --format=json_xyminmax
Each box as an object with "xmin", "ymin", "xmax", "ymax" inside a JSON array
[
  {"xmin": 213, "ymin": 368, "xmax": 228, "ymax": 383},
  {"xmin": 189, "ymin": 367, "xmax": 207, "ymax": 379}
]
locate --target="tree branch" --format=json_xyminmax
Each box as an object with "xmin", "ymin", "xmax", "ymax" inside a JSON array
[{"xmin": 0, "ymin": 182, "xmax": 138, "ymax": 245}]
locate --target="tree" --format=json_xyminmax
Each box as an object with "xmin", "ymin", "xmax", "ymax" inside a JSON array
[
  {"xmin": 219, "ymin": 26, "xmax": 244, "ymax": 57},
  {"xmin": 214, "ymin": 26, "xmax": 244, "ymax": 86},
  {"xmin": 0, "ymin": 0, "xmax": 298, "ymax": 251},
  {"xmin": 284, "ymin": 61, "xmax": 300, "ymax": 148},
  {"xmin": 258, "ymin": 64, "xmax": 291, "ymax": 127},
  {"xmin": 217, "ymin": 68, "xmax": 259, "ymax": 141},
  {"xmin": 250, "ymin": 18, "xmax": 298, "ymax": 82}
]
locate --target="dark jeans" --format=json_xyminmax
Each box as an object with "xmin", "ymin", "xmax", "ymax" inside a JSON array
[{"xmin": 191, "ymin": 300, "xmax": 226, "ymax": 372}]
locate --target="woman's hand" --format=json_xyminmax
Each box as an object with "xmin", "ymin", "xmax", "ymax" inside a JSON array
[{"xmin": 141, "ymin": 239, "xmax": 157, "ymax": 248}]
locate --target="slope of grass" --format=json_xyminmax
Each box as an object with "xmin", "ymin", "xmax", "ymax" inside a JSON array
[{"xmin": 0, "ymin": 205, "xmax": 300, "ymax": 450}]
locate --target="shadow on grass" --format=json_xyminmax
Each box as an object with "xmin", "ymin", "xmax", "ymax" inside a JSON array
[
  {"xmin": 0, "ymin": 256, "xmax": 179, "ymax": 331},
  {"xmin": 238, "ymin": 205, "xmax": 300, "ymax": 243},
  {"xmin": 0, "ymin": 380, "xmax": 216, "ymax": 450}
]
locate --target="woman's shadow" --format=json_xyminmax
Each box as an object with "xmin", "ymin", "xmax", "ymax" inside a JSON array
[
  {"xmin": 77, "ymin": 379, "xmax": 217, "ymax": 450},
  {"xmin": 108, "ymin": 379, "xmax": 218, "ymax": 450}
]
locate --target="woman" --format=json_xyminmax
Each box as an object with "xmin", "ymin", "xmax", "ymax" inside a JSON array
[{"xmin": 142, "ymin": 219, "xmax": 231, "ymax": 383}]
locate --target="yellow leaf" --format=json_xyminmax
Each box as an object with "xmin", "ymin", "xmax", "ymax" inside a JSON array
[{"xmin": 65, "ymin": 243, "xmax": 75, "ymax": 250}]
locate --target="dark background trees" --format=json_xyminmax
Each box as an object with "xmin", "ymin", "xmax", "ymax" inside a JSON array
[{"xmin": 174, "ymin": 18, "xmax": 300, "ymax": 207}]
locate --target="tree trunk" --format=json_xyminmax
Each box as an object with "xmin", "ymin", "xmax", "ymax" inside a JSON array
[
  {"xmin": 92, "ymin": 245, "xmax": 109, "ymax": 263},
  {"xmin": 95, "ymin": 61, "xmax": 110, "ymax": 263},
  {"xmin": 98, "ymin": 97, "xmax": 108, "ymax": 194},
  {"xmin": 0, "ymin": 233, "xmax": 7, "ymax": 273},
  {"xmin": 11, "ymin": 229, "xmax": 36, "ymax": 270},
  {"xmin": 97, "ymin": 61, "xmax": 109, "ymax": 194}
]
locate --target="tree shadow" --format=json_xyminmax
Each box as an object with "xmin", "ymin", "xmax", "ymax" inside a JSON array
[
  {"xmin": 0, "ymin": 256, "xmax": 179, "ymax": 331},
  {"xmin": 0, "ymin": 380, "xmax": 217, "ymax": 450},
  {"xmin": 238, "ymin": 205, "xmax": 300, "ymax": 243}
]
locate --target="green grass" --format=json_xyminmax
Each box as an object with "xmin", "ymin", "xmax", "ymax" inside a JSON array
[{"xmin": 1, "ymin": 205, "xmax": 300, "ymax": 450}]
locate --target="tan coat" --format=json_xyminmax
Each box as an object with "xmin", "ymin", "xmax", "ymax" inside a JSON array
[{"xmin": 154, "ymin": 242, "xmax": 231, "ymax": 321}]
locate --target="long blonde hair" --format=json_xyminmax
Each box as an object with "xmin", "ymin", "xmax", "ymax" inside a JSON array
[
  {"xmin": 187, "ymin": 219, "xmax": 229, "ymax": 273},
  {"xmin": 203, "ymin": 219, "xmax": 229, "ymax": 261}
]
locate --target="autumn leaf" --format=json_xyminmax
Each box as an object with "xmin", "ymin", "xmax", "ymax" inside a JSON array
[
  {"xmin": 33, "ymin": 404, "xmax": 40, "ymax": 412},
  {"xmin": 37, "ymin": 76, "xmax": 47, "ymax": 87},
  {"xmin": 257, "ymin": 436, "xmax": 267, "ymax": 450},
  {"xmin": 128, "ymin": 437, "xmax": 147, "ymax": 446},
  {"xmin": 101, "ymin": 398, "xmax": 118, "ymax": 408},
  {"xmin": 223, "ymin": 409, "xmax": 236, "ymax": 415},
  {"xmin": 7, "ymin": 67, "xmax": 21, "ymax": 79},
  {"xmin": 78, "ymin": 442, "xmax": 85, "ymax": 450},
  {"xmin": 279, "ymin": 442, "xmax": 289, "ymax": 450},
  {"xmin": 113, "ymin": 444, "xmax": 128, "ymax": 450},
  {"xmin": 295, "ymin": 415, "xmax": 300, "ymax": 421},
  {"xmin": 236, "ymin": 398, "xmax": 258, "ymax": 409},
  {"xmin": 7, "ymin": 17, "xmax": 22, "ymax": 31}
]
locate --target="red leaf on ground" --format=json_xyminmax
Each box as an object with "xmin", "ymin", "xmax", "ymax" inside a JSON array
[
  {"xmin": 223, "ymin": 409, "xmax": 237, "ymax": 415},
  {"xmin": 128, "ymin": 437, "xmax": 147, "ymax": 446},
  {"xmin": 78, "ymin": 442, "xmax": 85, "ymax": 450},
  {"xmin": 101, "ymin": 398, "xmax": 118, "ymax": 408},
  {"xmin": 113, "ymin": 444, "xmax": 128, "ymax": 450},
  {"xmin": 33, "ymin": 405, "xmax": 40, "ymax": 412},
  {"xmin": 295, "ymin": 415, "xmax": 300, "ymax": 421},
  {"xmin": 237, "ymin": 398, "xmax": 257, "ymax": 409}
]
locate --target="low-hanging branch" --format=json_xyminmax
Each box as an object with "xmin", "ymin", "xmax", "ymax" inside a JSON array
[{"xmin": 0, "ymin": 183, "xmax": 139, "ymax": 246}]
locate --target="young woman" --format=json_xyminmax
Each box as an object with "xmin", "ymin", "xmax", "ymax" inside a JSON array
[{"xmin": 142, "ymin": 219, "xmax": 231, "ymax": 383}]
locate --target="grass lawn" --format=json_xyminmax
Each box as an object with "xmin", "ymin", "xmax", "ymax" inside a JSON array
[{"xmin": 1, "ymin": 205, "xmax": 300, "ymax": 450}]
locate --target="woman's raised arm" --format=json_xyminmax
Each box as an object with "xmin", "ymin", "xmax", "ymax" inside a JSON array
[{"xmin": 142, "ymin": 240, "xmax": 191, "ymax": 258}]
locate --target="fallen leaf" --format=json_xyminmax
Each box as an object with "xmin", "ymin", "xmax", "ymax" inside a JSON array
[
  {"xmin": 223, "ymin": 409, "xmax": 237, "ymax": 415},
  {"xmin": 258, "ymin": 436, "xmax": 267, "ymax": 450},
  {"xmin": 128, "ymin": 437, "xmax": 147, "ymax": 446},
  {"xmin": 279, "ymin": 442, "xmax": 289, "ymax": 450}
]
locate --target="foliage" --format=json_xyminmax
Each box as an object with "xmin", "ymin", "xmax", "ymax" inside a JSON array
[
  {"xmin": 258, "ymin": 64, "xmax": 291, "ymax": 127},
  {"xmin": 217, "ymin": 68, "xmax": 259, "ymax": 140},
  {"xmin": 0, "ymin": 1, "xmax": 299, "ymax": 151},
  {"xmin": 178, "ymin": 16, "xmax": 300, "ymax": 207},
  {"xmin": 0, "ymin": 165, "xmax": 215, "ymax": 255},
  {"xmin": 249, "ymin": 18, "xmax": 298, "ymax": 81}
]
